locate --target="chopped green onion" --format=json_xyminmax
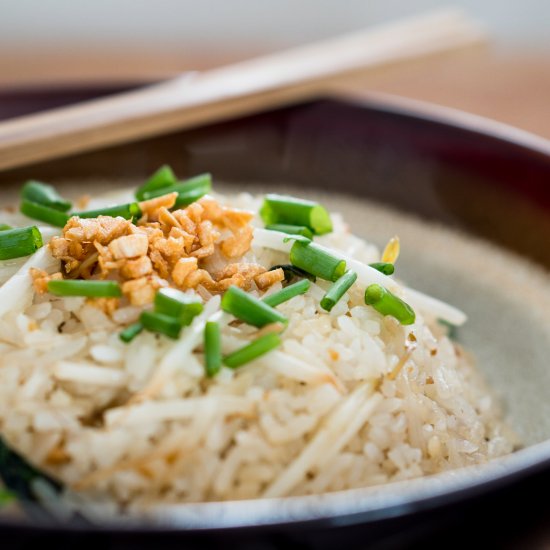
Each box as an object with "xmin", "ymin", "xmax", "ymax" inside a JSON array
[
  {"xmin": 364, "ymin": 284, "xmax": 416, "ymax": 325},
  {"xmin": 290, "ymin": 241, "xmax": 346, "ymax": 282},
  {"xmin": 269, "ymin": 264, "xmax": 315, "ymax": 283},
  {"xmin": 369, "ymin": 262, "xmax": 395, "ymax": 276},
  {"xmin": 0, "ymin": 224, "xmax": 12, "ymax": 231},
  {"xmin": 320, "ymin": 270, "xmax": 357, "ymax": 312},
  {"xmin": 20, "ymin": 200, "xmax": 70, "ymax": 228},
  {"xmin": 119, "ymin": 322, "xmax": 144, "ymax": 343},
  {"xmin": 141, "ymin": 173, "xmax": 212, "ymax": 207},
  {"xmin": 438, "ymin": 319, "xmax": 458, "ymax": 340},
  {"xmin": 154, "ymin": 288, "xmax": 203, "ymax": 325},
  {"xmin": 204, "ymin": 321, "xmax": 222, "ymax": 377},
  {"xmin": 21, "ymin": 180, "xmax": 71, "ymax": 212},
  {"xmin": 0, "ymin": 488, "xmax": 15, "ymax": 507},
  {"xmin": 135, "ymin": 165, "xmax": 177, "ymax": 201},
  {"xmin": 221, "ymin": 286, "xmax": 288, "ymax": 328},
  {"xmin": 0, "ymin": 226, "xmax": 43, "ymax": 260},
  {"xmin": 47, "ymin": 279, "xmax": 122, "ymax": 298},
  {"xmin": 140, "ymin": 310, "xmax": 183, "ymax": 339},
  {"xmin": 73, "ymin": 202, "xmax": 141, "ymax": 220},
  {"xmin": 263, "ymin": 279, "xmax": 311, "ymax": 307},
  {"xmin": 260, "ymin": 194, "xmax": 332, "ymax": 235},
  {"xmin": 223, "ymin": 333, "xmax": 281, "ymax": 369},
  {"xmin": 265, "ymin": 224, "xmax": 313, "ymax": 239},
  {"xmin": 283, "ymin": 234, "xmax": 312, "ymax": 245},
  {"xmin": 0, "ymin": 435, "xmax": 61, "ymax": 502}
]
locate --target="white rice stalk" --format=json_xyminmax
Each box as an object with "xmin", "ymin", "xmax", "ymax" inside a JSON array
[
  {"xmin": 104, "ymin": 396, "xmax": 255, "ymax": 427},
  {"xmin": 263, "ymin": 383, "xmax": 382, "ymax": 498},
  {"xmin": 262, "ymin": 351, "xmax": 346, "ymax": 393},
  {"xmin": 0, "ymin": 247, "xmax": 60, "ymax": 318},
  {"xmin": 404, "ymin": 287, "xmax": 467, "ymax": 326},
  {"xmin": 54, "ymin": 361, "xmax": 128, "ymax": 387}
]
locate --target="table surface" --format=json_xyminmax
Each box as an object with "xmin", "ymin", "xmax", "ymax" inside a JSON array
[{"xmin": 1, "ymin": 47, "xmax": 550, "ymax": 548}]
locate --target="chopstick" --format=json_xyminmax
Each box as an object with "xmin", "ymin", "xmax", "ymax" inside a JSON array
[{"xmin": 0, "ymin": 9, "xmax": 485, "ymax": 172}]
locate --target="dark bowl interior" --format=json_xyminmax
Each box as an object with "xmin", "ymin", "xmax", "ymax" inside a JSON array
[{"xmin": 0, "ymin": 95, "xmax": 549, "ymax": 549}]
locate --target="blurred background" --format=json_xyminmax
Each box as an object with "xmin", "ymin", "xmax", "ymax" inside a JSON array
[{"xmin": 0, "ymin": 0, "xmax": 549, "ymax": 135}]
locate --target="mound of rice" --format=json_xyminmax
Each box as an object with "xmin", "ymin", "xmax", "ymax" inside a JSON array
[{"xmin": 0, "ymin": 190, "xmax": 516, "ymax": 513}]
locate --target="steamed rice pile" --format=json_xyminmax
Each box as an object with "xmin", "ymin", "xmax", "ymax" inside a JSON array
[{"xmin": 0, "ymin": 188, "xmax": 516, "ymax": 512}]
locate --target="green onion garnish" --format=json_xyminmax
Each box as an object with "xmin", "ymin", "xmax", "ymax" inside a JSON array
[
  {"xmin": 73, "ymin": 202, "xmax": 142, "ymax": 220},
  {"xmin": 20, "ymin": 200, "xmax": 70, "ymax": 228},
  {"xmin": 320, "ymin": 270, "xmax": 357, "ymax": 312},
  {"xmin": 0, "ymin": 488, "xmax": 15, "ymax": 507},
  {"xmin": 263, "ymin": 279, "xmax": 311, "ymax": 308},
  {"xmin": 135, "ymin": 165, "xmax": 177, "ymax": 201},
  {"xmin": 283, "ymin": 234, "xmax": 312, "ymax": 245},
  {"xmin": 140, "ymin": 310, "xmax": 183, "ymax": 339},
  {"xmin": 154, "ymin": 288, "xmax": 204, "ymax": 325},
  {"xmin": 289, "ymin": 241, "xmax": 346, "ymax": 282},
  {"xmin": 438, "ymin": 319, "xmax": 458, "ymax": 340},
  {"xmin": 269, "ymin": 264, "xmax": 315, "ymax": 283},
  {"xmin": 369, "ymin": 262, "xmax": 395, "ymax": 276},
  {"xmin": 204, "ymin": 321, "xmax": 222, "ymax": 377},
  {"xmin": 265, "ymin": 224, "xmax": 313, "ymax": 239},
  {"xmin": 21, "ymin": 180, "xmax": 71, "ymax": 212},
  {"xmin": 260, "ymin": 194, "xmax": 332, "ymax": 235},
  {"xmin": 0, "ymin": 224, "xmax": 12, "ymax": 231},
  {"xmin": 0, "ymin": 226, "xmax": 43, "ymax": 260},
  {"xmin": 223, "ymin": 332, "xmax": 281, "ymax": 369},
  {"xmin": 364, "ymin": 284, "xmax": 416, "ymax": 325},
  {"xmin": 221, "ymin": 286, "xmax": 288, "ymax": 328},
  {"xmin": 47, "ymin": 279, "xmax": 122, "ymax": 298},
  {"xmin": 119, "ymin": 322, "xmax": 144, "ymax": 343},
  {"xmin": 141, "ymin": 173, "xmax": 212, "ymax": 207}
]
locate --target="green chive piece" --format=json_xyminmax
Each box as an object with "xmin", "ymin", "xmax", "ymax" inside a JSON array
[
  {"xmin": 73, "ymin": 202, "xmax": 142, "ymax": 220},
  {"xmin": 140, "ymin": 310, "xmax": 183, "ymax": 339},
  {"xmin": 20, "ymin": 200, "xmax": 70, "ymax": 228},
  {"xmin": 283, "ymin": 234, "xmax": 312, "ymax": 245},
  {"xmin": 0, "ymin": 488, "xmax": 15, "ymax": 507},
  {"xmin": 47, "ymin": 279, "xmax": 122, "ymax": 298},
  {"xmin": 265, "ymin": 224, "xmax": 314, "ymax": 239},
  {"xmin": 289, "ymin": 241, "xmax": 346, "ymax": 282},
  {"xmin": 0, "ymin": 224, "xmax": 12, "ymax": 231},
  {"xmin": 223, "ymin": 333, "xmax": 281, "ymax": 369},
  {"xmin": 135, "ymin": 165, "xmax": 177, "ymax": 201},
  {"xmin": 119, "ymin": 322, "xmax": 144, "ymax": 343},
  {"xmin": 364, "ymin": 284, "xmax": 416, "ymax": 325},
  {"xmin": 204, "ymin": 321, "xmax": 222, "ymax": 377},
  {"xmin": 0, "ymin": 226, "xmax": 43, "ymax": 260},
  {"xmin": 141, "ymin": 173, "xmax": 212, "ymax": 207},
  {"xmin": 269, "ymin": 264, "xmax": 316, "ymax": 283},
  {"xmin": 221, "ymin": 286, "xmax": 288, "ymax": 328},
  {"xmin": 320, "ymin": 270, "xmax": 357, "ymax": 312},
  {"xmin": 438, "ymin": 319, "xmax": 458, "ymax": 340},
  {"xmin": 154, "ymin": 288, "xmax": 203, "ymax": 325},
  {"xmin": 263, "ymin": 279, "xmax": 311, "ymax": 308},
  {"xmin": 260, "ymin": 194, "xmax": 332, "ymax": 235},
  {"xmin": 369, "ymin": 262, "xmax": 395, "ymax": 276},
  {"xmin": 21, "ymin": 180, "xmax": 71, "ymax": 212}
]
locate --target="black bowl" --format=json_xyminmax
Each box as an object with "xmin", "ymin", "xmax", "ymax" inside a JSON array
[{"xmin": 1, "ymin": 93, "xmax": 549, "ymax": 549}]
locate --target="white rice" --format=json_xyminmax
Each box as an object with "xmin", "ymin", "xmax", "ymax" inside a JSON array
[{"xmin": 0, "ymin": 189, "xmax": 516, "ymax": 514}]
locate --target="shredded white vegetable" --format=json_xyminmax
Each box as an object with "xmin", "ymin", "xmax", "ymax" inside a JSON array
[
  {"xmin": 104, "ymin": 396, "xmax": 255, "ymax": 427},
  {"xmin": 264, "ymin": 382, "xmax": 382, "ymax": 498},
  {"xmin": 0, "ymin": 246, "xmax": 60, "ymax": 318},
  {"xmin": 54, "ymin": 361, "xmax": 128, "ymax": 387}
]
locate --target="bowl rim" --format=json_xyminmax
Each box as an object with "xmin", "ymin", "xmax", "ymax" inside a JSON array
[{"xmin": 1, "ymin": 91, "xmax": 550, "ymax": 534}]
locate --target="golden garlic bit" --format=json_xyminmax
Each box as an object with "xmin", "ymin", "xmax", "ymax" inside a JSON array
[
  {"xmin": 47, "ymin": 196, "xmax": 283, "ymax": 308},
  {"xmin": 382, "ymin": 236, "xmax": 400, "ymax": 264}
]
